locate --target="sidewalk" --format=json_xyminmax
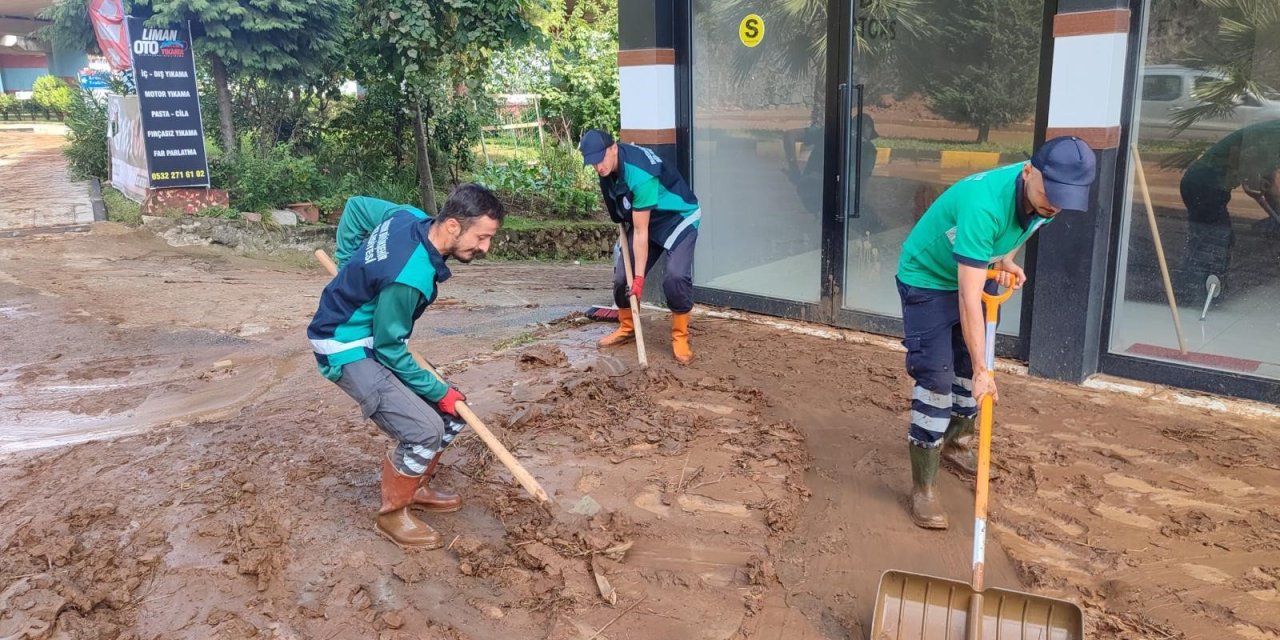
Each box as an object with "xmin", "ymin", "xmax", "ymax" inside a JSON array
[{"xmin": 0, "ymin": 130, "xmax": 94, "ymax": 231}]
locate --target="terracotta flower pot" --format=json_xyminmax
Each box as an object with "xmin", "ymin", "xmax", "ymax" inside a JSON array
[{"xmin": 286, "ymin": 202, "xmax": 320, "ymax": 223}]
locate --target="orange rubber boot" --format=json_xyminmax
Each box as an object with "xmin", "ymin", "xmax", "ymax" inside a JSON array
[
  {"xmin": 671, "ymin": 313, "xmax": 694, "ymax": 364},
  {"xmin": 598, "ymin": 308, "xmax": 635, "ymax": 347}
]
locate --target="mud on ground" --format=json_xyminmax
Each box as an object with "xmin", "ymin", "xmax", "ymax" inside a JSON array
[{"xmin": 1, "ymin": 226, "xmax": 1279, "ymax": 640}]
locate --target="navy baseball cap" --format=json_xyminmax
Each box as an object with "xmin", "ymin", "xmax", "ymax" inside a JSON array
[
  {"xmin": 1031, "ymin": 136, "xmax": 1097, "ymax": 212},
  {"xmin": 579, "ymin": 129, "xmax": 614, "ymax": 166}
]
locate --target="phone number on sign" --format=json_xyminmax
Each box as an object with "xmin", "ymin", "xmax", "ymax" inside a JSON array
[{"xmin": 150, "ymin": 169, "xmax": 207, "ymax": 181}]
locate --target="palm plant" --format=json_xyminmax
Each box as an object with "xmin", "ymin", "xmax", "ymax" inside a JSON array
[
  {"xmin": 718, "ymin": 0, "xmax": 934, "ymax": 124},
  {"xmin": 1172, "ymin": 0, "xmax": 1280, "ymax": 133}
]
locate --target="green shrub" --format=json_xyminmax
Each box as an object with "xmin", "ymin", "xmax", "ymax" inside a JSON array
[
  {"xmin": 474, "ymin": 140, "xmax": 602, "ymax": 219},
  {"xmin": 317, "ymin": 87, "xmax": 415, "ymax": 178},
  {"xmin": 63, "ymin": 89, "xmax": 108, "ymax": 180},
  {"xmin": 32, "ymin": 76, "xmax": 75, "ymax": 114},
  {"xmin": 225, "ymin": 144, "xmax": 328, "ymax": 212},
  {"xmin": 103, "ymin": 187, "xmax": 141, "ymax": 225},
  {"xmin": 317, "ymin": 172, "xmax": 422, "ymax": 221},
  {"xmin": 197, "ymin": 205, "xmax": 239, "ymax": 219},
  {"xmin": 430, "ymin": 95, "xmax": 491, "ymax": 183},
  {"xmin": 21, "ymin": 99, "xmax": 43, "ymax": 120},
  {"xmin": 0, "ymin": 93, "xmax": 16, "ymax": 120}
]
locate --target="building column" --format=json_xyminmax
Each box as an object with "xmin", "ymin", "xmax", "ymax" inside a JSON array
[
  {"xmin": 1027, "ymin": 1, "xmax": 1135, "ymax": 382},
  {"xmin": 49, "ymin": 45, "xmax": 88, "ymax": 84},
  {"xmin": 617, "ymin": 0, "xmax": 677, "ymax": 166}
]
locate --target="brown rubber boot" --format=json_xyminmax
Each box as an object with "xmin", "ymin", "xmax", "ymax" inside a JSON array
[
  {"xmin": 941, "ymin": 414, "xmax": 1000, "ymax": 481},
  {"xmin": 412, "ymin": 452, "xmax": 462, "ymax": 513},
  {"xmin": 598, "ymin": 308, "xmax": 635, "ymax": 347},
  {"xmin": 909, "ymin": 443, "xmax": 949, "ymax": 530},
  {"xmin": 375, "ymin": 455, "xmax": 443, "ymax": 549},
  {"xmin": 671, "ymin": 312, "xmax": 694, "ymax": 364}
]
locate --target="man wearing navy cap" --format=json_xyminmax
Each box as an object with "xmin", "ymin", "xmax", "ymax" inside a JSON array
[
  {"xmin": 579, "ymin": 129, "xmax": 702, "ymax": 364},
  {"xmin": 895, "ymin": 136, "xmax": 1097, "ymax": 529}
]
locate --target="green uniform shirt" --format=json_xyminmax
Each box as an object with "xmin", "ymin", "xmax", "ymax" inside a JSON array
[
  {"xmin": 1183, "ymin": 120, "xmax": 1280, "ymax": 193},
  {"xmin": 897, "ymin": 163, "xmax": 1049, "ymax": 291}
]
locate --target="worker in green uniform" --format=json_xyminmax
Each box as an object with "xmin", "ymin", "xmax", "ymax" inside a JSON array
[
  {"xmin": 307, "ymin": 185, "xmax": 505, "ymax": 549},
  {"xmin": 895, "ymin": 136, "xmax": 1097, "ymax": 529},
  {"xmin": 579, "ymin": 129, "xmax": 702, "ymax": 364}
]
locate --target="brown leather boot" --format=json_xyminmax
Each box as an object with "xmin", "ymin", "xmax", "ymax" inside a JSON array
[
  {"xmin": 941, "ymin": 414, "xmax": 1000, "ymax": 481},
  {"xmin": 412, "ymin": 452, "xmax": 463, "ymax": 513},
  {"xmin": 598, "ymin": 308, "xmax": 635, "ymax": 347},
  {"xmin": 671, "ymin": 312, "xmax": 694, "ymax": 364},
  {"xmin": 375, "ymin": 455, "xmax": 443, "ymax": 549},
  {"xmin": 909, "ymin": 443, "xmax": 948, "ymax": 530}
]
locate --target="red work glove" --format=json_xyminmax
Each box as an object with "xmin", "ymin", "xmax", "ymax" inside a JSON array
[
  {"xmin": 436, "ymin": 387, "xmax": 466, "ymax": 417},
  {"xmin": 629, "ymin": 275, "xmax": 645, "ymax": 298}
]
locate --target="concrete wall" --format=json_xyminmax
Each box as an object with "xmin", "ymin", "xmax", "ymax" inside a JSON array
[
  {"xmin": 0, "ymin": 53, "xmax": 47, "ymax": 93},
  {"xmin": 0, "ymin": 46, "xmax": 85, "ymax": 93}
]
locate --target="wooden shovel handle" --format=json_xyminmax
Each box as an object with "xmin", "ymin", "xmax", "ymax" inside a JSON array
[
  {"xmin": 314, "ymin": 249, "xmax": 553, "ymax": 505},
  {"xmin": 616, "ymin": 225, "xmax": 648, "ymax": 369}
]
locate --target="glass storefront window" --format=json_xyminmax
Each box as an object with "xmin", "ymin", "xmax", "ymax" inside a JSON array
[
  {"xmin": 841, "ymin": 0, "xmax": 1045, "ymax": 335},
  {"xmin": 1111, "ymin": 0, "xmax": 1280, "ymax": 380},
  {"xmin": 690, "ymin": 1, "xmax": 827, "ymax": 303}
]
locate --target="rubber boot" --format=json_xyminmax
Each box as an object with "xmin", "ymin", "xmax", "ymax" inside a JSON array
[
  {"xmin": 671, "ymin": 312, "xmax": 694, "ymax": 365},
  {"xmin": 941, "ymin": 414, "xmax": 999, "ymax": 480},
  {"xmin": 375, "ymin": 455, "xmax": 443, "ymax": 549},
  {"xmin": 412, "ymin": 451, "xmax": 463, "ymax": 513},
  {"xmin": 598, "ymin": 308, "xmax": 635, "ymax": 347},
  {"xmin": 909, "ymin": 443, "xmax": 949, "ymax": 530}
]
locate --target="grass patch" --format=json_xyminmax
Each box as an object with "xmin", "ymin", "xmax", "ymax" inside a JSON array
[
  {"xmin": 103, "ymin": 187, "xmax": 142, "ymax": 226},
  {"xmin": 476, "ymin": 141, "xmax": 540, "ymax": 164},
  {"xmin": 492, "ymin": 330, "xmax": 540, "ymax": 351},
  {"xmin": 876, "ymin": 137, "xmax": 1034, "ymax": 155}
]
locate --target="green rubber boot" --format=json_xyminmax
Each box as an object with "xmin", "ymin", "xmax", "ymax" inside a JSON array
[
  {"xmin": 941, "ymin": 414, "xmax": 1000, "ymax": 480},
  {"xmin": 909, "ymin": 443, "xmax": 948, "ymax": 530}
]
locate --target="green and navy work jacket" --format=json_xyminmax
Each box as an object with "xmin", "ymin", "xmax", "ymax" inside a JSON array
[
  {"xmin": 599, "ymin": 143, "xmax": 701, "ymax": 249},
  {"xmin": 306, "ymin": 197, "xmax": 449, "ymax": 402}
]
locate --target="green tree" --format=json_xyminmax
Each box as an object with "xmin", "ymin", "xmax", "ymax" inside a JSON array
[
  {"xmin": 922, "ymin": 0, "xmax": 1041, "ymax": 142},
  {"xmin": 352, "ymin": 0, "xmax": 542, "ymax": 212},
  {"xmin": 538, "ymin": 0, "xmax": 619, "ymax": 138},
  {"xmin": 34, "ymin": 0, "xmax": 109, "ymax": 55},
  {"xmin": 32, "ymin": 75, "xmax": 76, "ymax": 114},
  {"xmin": 134, "ymin": 0, "xmax": 353, "ymax": 154}
]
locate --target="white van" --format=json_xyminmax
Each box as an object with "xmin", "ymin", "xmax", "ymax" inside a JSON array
[{"xmin": 1139, "ymin": 64, "xmax": 1280, "ymax": 142}]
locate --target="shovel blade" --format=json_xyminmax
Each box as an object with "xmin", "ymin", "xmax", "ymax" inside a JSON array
[{"xmin": 870, "ymin": 570, "xmax": 1083, "ymax": 640}]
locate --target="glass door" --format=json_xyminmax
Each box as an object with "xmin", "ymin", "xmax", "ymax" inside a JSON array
[
  {"xmin": 832, "ymin": 1, "xmax": 1048, "ymax": 340},
  {"xmin": 689, "ymin": 0, "xmax": 832, "ymax": 309}
]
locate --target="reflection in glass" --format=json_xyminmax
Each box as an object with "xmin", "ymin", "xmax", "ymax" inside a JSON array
[
  {"xmin": 1111, "ymin": 0, "xmax": 1280, "ymax": 380},
  {"xmin": 690, "ymin": 1, "xmax": 827, "ymax": 303},
  {"xmin": 839, "ymin": 0, "xmax": 1043, "ymax": 334}
]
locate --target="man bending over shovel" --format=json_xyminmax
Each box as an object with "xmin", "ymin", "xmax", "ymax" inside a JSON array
[
  {"xmin": 580, "ymin": 129, "xmax": 701, "ymax": 364},
  {"xmin": 307, "ymin": 185, "xmax": 504, "ymax": 548},
  {"xmin": 895, "ymin": 137, "xmax": 1097, "ymax": 529}
]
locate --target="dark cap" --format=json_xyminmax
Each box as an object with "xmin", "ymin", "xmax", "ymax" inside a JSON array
[
  {"xmin": 1031, "ymin": 136, "xmax": 1097, "ymax": 212},
  {"xmin": 578, "ymin": 129, "xmax": 614, "ymax": 166}
]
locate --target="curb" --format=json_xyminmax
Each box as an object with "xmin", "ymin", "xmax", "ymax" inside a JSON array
[
  {"xmin": 684, "ymin": 305, "xmax": 1274, "ymax": 422},
  {"xmin": 89, "ymin": 178, "xmax": 107, "ymax": 222}
]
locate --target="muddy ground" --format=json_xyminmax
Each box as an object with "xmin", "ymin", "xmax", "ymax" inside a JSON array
[{"xmin": 1, "ymin": 225, "xmax": 1278, "ymax": 640}]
